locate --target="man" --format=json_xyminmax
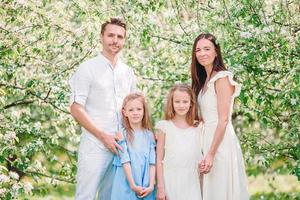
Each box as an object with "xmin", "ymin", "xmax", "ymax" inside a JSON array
[{"xmin": 69, "ymin": 18, "xmax": 136, "ymax": 200}]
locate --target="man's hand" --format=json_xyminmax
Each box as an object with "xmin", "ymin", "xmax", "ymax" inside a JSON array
[
  {"xmin": 115, "ymin": 131, "xmax": 123, "ymax": 141},
  {"xmin": 70, "ymin": 103, "xmax": 123, "ymax": 154},
  {"xmin": 101, "ymin": 133, "xmax": 123, "ymax": 155}
]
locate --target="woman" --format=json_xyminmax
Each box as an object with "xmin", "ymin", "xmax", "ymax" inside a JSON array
[{"xmin": 191, "ymin": 33, "xmax": 249, "ymax": 200}]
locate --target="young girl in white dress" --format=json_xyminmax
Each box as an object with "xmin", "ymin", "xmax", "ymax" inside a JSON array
[
  {"xmin": 191, "ymin": 33, "xmax": 249, "ymax": 200},
  {"xmin": 156, "ymin": 84, "xmax": 203, "ymax": 200}
]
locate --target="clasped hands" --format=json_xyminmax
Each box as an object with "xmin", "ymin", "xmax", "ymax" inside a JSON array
[
  {"xmin": 131, "ymin": 184, "xmax": 154, "ymax": 198},
  {"xmin": 199, "ymin": 153, "xmax": 215, "ymax": 174}
]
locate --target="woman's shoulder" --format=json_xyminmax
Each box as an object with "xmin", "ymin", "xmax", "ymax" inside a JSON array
[
  {"xmin": 208, "ymin": 70, "xmax": 241, "ymax": 97},
  {"xmin": 209, "ymin": 70, "xmax": 234, "ymax": 83}
]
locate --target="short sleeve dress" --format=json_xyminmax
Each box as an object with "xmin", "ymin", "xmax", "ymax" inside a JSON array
[
  {"xmin": 111, "ymin": 129, "xmax": 156, "ymax": 200},
  {"xmin": 155, "ymin": 120, "xmax": 203, "ymax": 200},
  {"xmin": 198, "ymin": 71, "xmax": 249, "ymax": 200}
]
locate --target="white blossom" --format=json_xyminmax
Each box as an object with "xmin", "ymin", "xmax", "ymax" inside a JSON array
[
  {"xmin": 282, "ymin": 122, "xmax": 289, "ymax": 129},
  {"xmin": 34, "ymin": 122, "xmax": 41, "ymax": 130},
  {"xmin": 11, "ymin": 183, "xmax": 20, "ymax": 197},
  {"xmin": 262, "ymin": 27, "xmax": 273, "ymax": 33},
  {"xmin": 0, "ymin": 174, "xmax": 10, "ymax": 183},
  {"xmin": 291, "ymin": 98, "xmax": 297, "ymax": 105},
  {"xmin": 45, "ymin": 177, "xmax": 52, "ymax": 184},
  {"xmin": 17, "ymin": 0, "xmax": 26, "ymax": 5},
  {"xmin": 9, "ymin": 171, "xmax": 19, "ymax": 180},
  {"xmin": 20, "ymin": 147, "xmax": 27, "ymax": 155},
  {"xmin": 240, "ymin": 31, "xmax": 252, "ymax": 39},
  {"xmin": 36, "ymin": 139, "xmax": 43, "ymax": 146},
  {"xmin": 24, "ymin": 182, "xmax": 33, "ymax": 194},
  {"xmin": 280, "ymin": 28, "xmax": 288, "ymax": 35},
  {"xmin": 51, "ymin": 178, "xmax": 59, "ymax": 186},
  {"xmin": 0, "ymin": 188, "xmax": 7, "ymax": 197},
  {"xmin": 3, "ymin": 131, "xmax": 17, "ymax": 141},
  {"xmin": 12, "ymin": 183, "xmax": 20, "ymax": 191}
]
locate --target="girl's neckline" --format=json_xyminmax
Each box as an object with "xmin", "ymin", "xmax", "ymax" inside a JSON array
[{"xmin": 170, "ymin": 120, "xmax": 191, "ymax": 130}]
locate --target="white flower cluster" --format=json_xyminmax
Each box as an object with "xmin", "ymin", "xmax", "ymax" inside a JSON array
[
  {"xmin": 3, "ymin": 131, "xmax": 17, "ymax": 142},
  {"xmin": 290, "ymin": 98, "xmax": 297, "ymax": 106},
  {"xmin": 0, "ymin": 174, "xmax": 10, "ymax": 183},
  {"xmin": 24, "ymin": 182, "xmax": 33, "ymax": 194},
  {"xmin": 0, "ymin": 188, "xmax": 7, "ymax": 198},
  {"xmin": 9, "ymin": 171, "xmax": 19, "ymax": 180},
  {"xmin": 240, "ymin": 24, "xmax": 276, "ymax": 39}
]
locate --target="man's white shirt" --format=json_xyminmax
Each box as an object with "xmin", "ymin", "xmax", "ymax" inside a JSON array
[{"xmin": 69, "ymin": 54, "xmax": 136, "ymax": 146}]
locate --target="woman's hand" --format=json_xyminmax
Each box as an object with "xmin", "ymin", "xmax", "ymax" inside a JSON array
[
  {"xmin": 199, "ymin": 153, "xmax": 215, "ymax": 174},
  {"xmin": 156, "ymin": 187, "xmax": 167, "ymax": 200}
]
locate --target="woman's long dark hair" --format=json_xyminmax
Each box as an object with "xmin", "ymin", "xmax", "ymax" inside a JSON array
[{"xmin": 191, "ymin": 33, "xmax": 227, "ymax": 97}]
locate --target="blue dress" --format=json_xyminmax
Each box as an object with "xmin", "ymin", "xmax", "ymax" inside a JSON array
[{"xmin": 111, "ymin": 129, "xmax": 156, "ymax": 200}]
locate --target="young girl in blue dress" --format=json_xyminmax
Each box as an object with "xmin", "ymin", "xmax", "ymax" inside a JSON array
[{"xmin": 111, "ymin": 93, "xmax": 156, "ymax": 200}]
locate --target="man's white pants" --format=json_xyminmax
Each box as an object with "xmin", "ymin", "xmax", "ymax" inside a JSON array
[{"xmin": 75, "ymin": 133, "xmax": 114, "ymax": 200}]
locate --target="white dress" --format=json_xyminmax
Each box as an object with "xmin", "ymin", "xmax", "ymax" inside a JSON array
[
  {"xmin": 198, "ymin": 71, "xmax": 249, "ymax": 200},
  {"xmin": 155, "ymin": 120, "xmax": 202, "ymax": 200}
]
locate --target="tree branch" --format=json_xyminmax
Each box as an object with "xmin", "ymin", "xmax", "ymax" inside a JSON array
[
  {"xmin": 3, "ymin": 99, "xmax": 36, "ymax": 109},
  {"xmin": 150, "ymin": 34, "xmax": 191, "ymax": 45},
  {"xmin": 0, "ymin": 82, "xmax": 69, "ymax": 114}
]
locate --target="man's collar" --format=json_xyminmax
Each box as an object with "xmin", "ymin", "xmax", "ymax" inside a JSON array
[{"xmin": 99, "ymin": 52, "xmax": 121, "ymax": 68}]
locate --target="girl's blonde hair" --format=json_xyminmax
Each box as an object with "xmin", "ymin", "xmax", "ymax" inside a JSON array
[
  {"xmin": 164, "ymin": 84, "xmax": 198, "ymax": 126},
  {"xmin": 122, "ymin": 93, "xmax": 152, "ymax": 143}
]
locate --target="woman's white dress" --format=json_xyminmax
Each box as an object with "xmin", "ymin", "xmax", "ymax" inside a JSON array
[
  {"xmin": 155, "ymin": 120, "xmax": 202, "ymax": 200},
  {"xmin": 198, "ymin": 71, "xmax": 249, "ymax": 200}
]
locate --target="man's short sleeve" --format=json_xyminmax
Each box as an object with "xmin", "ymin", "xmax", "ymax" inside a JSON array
[{"xmin": 69, "ymin": 64, "xmax": 92, "ymax": 106}]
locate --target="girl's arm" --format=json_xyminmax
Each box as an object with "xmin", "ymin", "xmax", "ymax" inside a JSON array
[
  {"xmin": 123, "ymin": 163, "xmax": 143, "ymax": 194},
  {"xmin": 149, "ymin": 165, "xmax": 155, "ymax": 188},
  {"xmin": 139, "ymin": 165, "xmax": 155, "ymax": 198},
  {"xmin": 156, "ymin": 129, "xmax": 167, "ymax": 200},
  {"xmin": 201, "ymin": 76, "xmax": 234, "ymax": 174},
  {"xmin": 117, "ymin": 133, "xmax": 143, "ymax": 195}
]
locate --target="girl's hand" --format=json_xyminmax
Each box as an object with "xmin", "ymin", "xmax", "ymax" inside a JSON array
[
  {"xmin": 201, "ymin": 153, "xmax": 215, "ymax": 174},
  {"xmin": 131, "ymin": 185, "xmax": 144, "ymax": 196},
  {"xmin": 138, "ymin": 185, "xmax": 154, "ymax": 198},
  {"xmin": 156, "ymin": 187, "xmax": 167, "ymax": 200}
]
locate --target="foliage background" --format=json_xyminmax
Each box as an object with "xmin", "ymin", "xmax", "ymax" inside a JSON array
[{"xmin": 0, "ymin": 0, "xmax": 299, "ymax": 199}]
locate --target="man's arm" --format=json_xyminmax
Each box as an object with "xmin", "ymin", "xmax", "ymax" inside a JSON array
[{"xmin": 70, "ymin": 102, "xmax": 121, "ymax": 154}]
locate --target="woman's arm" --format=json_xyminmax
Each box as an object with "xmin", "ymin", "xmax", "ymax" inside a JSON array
[
  {"xmin": 156, "ymin": 129, "xmax": 167, "ymax": 200},
  {"xmin": 201, "ymin": 76, "xmax": 234, "ymax": 173}
]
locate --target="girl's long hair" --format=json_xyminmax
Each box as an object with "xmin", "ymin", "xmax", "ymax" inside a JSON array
[
  {"xmin": 191, "ymin": 33, "xmax": 227, "ymax": 97},
  {"xmin": 164, "ymin": 84, "xmax": 198, "ymax": 126},
  {"xmin": 122, "ymin": 93, "xmax": 151, "ymax": 143}
]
